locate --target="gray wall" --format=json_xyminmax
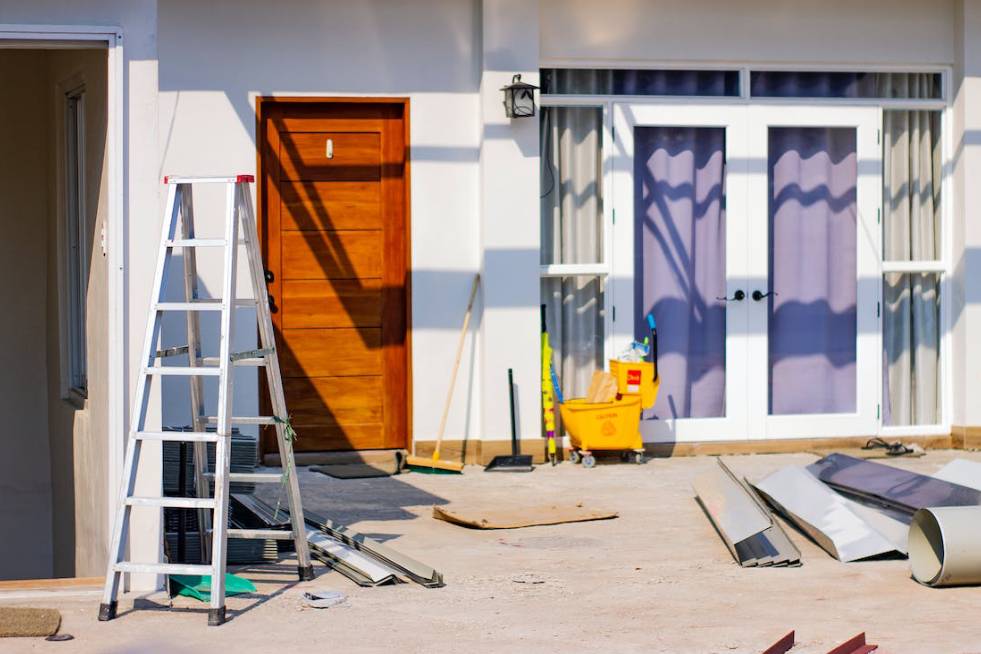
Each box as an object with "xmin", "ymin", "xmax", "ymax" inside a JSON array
[
  {"xmin": 0, "ymin": 50, "xmax": 55, "ymax": 580},
  {"xmin": 45, "ymin": 48, "xmax": 111, "ymax": 578}
]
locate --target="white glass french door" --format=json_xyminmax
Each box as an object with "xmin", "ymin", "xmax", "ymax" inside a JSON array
[
  {"xmin": 612, "ymin": 104, "xmax": 750, "ymax": 441},
  {"xmin": 613, "ymin": 103, "xmax": 881, "ymax": 443},
  {"xmin": 747, "ymin": 106, "xmax": 881, "ymax": 439}
]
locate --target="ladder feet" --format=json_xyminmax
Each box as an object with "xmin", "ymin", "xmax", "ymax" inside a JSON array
[
  {"xmin": 98, "ymin": 601, "xmax": 117, "ymax": 622},
  {"xmin": 298, "ymin": 564, "xmax": 315, "ymax": 581},
  {"xmin": 207, "ymin": 607, "xmax": 226, "ymax": 626}
]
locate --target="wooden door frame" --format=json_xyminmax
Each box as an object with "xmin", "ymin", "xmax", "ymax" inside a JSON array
[{"xmin": 255, "ymin": 96, "xmax": 412, "ymax": 454}]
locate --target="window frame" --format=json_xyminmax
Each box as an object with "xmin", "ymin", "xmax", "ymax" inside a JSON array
[
  {"xmin": 539, "ymin": 99, "xmax": 615, "ymax": 362},
  {"xmin": 539, "ymin": 63, "xmax": 952, "ymax": 435},
  {"xmin": 64, "ymin": 84, "xmax": 88, "ymax": 398}
]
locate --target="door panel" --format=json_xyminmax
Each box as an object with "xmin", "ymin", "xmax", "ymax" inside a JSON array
[
  {"xmin": 278, "ymin": 132, "xmax": 381, "ymax": 180},
  {"xmin": 280, "ymin": 231, "xmax": 383, "ymax": 280},
  {"xmin": 282, "ymin": 279, "xmax": 383, "ymax": 329},
  {"xmin": 748, "ymin": 106, "xmax": 881, "ymax": 439},
  {"xmin": 260, "ymin": 100, "xmax": 408, "ymax": 452},
  {"xmin": 613, "ymin": 104, "xmax": 748, "ymax": 443},
  {"xmin": 279, "ymin": 181, "xmax": 382, "ymax": 231}
]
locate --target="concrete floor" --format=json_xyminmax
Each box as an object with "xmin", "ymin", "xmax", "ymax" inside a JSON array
[{"xmin": 3, "ymin": 450, "xmax": 981, "ymax": 653}]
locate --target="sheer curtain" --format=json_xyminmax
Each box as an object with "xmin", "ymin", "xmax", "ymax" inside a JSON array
[
  {"xmin": 882, "ymin": 106, "xmax": 942, "ymax": 426},
  {"xmin": 540, "ymin": 107, "xmax": 605, "ymax": 399}
]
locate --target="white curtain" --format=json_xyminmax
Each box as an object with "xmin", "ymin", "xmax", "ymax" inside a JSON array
[
  {"xmin": 540, "ymin": 107, "xmax": 604, "ymax": 399},
  {"xmin": 882, "ymin": 103, "xmax": 942, "ymax": 425}
]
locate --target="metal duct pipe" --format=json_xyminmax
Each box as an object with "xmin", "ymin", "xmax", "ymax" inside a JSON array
[{"xmin": 909, "ymin": 507, "xmax": 981, "ymax": 587}]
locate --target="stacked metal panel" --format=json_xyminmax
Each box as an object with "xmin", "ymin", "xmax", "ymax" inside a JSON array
[
  {"xmin": 692, "ymin": 458, "xmax": 801, "ymax": 567},
  {"xmin": 752, "ymin": 466, "xmax": 906, "ymax": 562},
  {"xmin": 234, "ymin": 495, "xmax": 446, "ymax": 588},
  {"xmin": 162, "ymin": 428, "xmax": 264, "ymax": 564},
  {"xmin": 163, "ymin": 428, "xmax": 259, "ymax": 495},
  {"xmin": 807, "ymin": 453, "xmax": 981, "ymax": 515}
]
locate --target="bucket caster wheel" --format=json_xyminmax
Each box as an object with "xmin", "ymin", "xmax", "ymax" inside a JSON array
[
  {"xmin": 568, "ymin": 449, "xmax": 581, "ymax": 465},
  {"xmin": 582, "ymin": 454, "xmax": 596, "ymax": 469},
  {"xmin": 634, "ymin": 451, "xmax": 646, "ymax": 465}
]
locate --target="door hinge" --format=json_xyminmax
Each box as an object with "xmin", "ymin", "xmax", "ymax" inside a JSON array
[
  {"xmin": 612, "ymin": 306, "xmax": 616, "ymax": 322},
  {"xmin": 876, "ymin": 301, "xmax": 881, "ymax": 319},
  {"xmin": 876, "ymin": 129, "xmax": 881, "ymax": 145},
  {"xmin": 877, "ymin": 207, "xmax": 881, "ymax": 225},
  {"xmin": 877, "ymin": 403, "xmax": 881, "ymax": 420},
  {"xmin": 612, "ymin": 208, "xmax": 616, "ymax": 225},
  {"xmin": 612, "ymin": 125, "xmax": 615, "ymax": 143}
]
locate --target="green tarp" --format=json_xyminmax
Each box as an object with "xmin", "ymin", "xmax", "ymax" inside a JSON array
[{"xmin": 169, "ymin": 573, "xmax": 256, "ymax": 602}]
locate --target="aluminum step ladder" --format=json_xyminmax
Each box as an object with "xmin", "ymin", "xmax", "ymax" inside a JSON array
[{"xmin": 99, "ymin": 175, "xmax": 314, "ymax": 626}]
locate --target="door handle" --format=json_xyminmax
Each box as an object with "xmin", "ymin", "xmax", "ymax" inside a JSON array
[
  {"xmin": 752, "ymin": 290, "xmax": 777, "ymax": 302},
  {"xmin": 717, "ymin": 290, "xmax": 745, "ymax": 302}
]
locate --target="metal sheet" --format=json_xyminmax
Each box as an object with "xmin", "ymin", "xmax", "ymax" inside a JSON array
[
  {"xmin": 305, "ymin": 509, "xmax": 445, "ymax": 588},
  {"xmin": 753, "ymin": 466, "xmax": 902, "ymax": 562},
  {"xmin": 692, "ymin": 459, "xmax": 772, "ymax": 545},
  {"xmin": 825, "ymin": 632, "xmax": 877, "ymax": 654},
  {"xmin": 909, "ymin": 506, "xmax": 981, "ymax": 587},
  {"xmin": 761, "ymin": 631, "xmax": 795, "ymax": 654},
  {"xmin": 807, "ymin": 453, "xmax": 981, "ymax": 515},
  {"xmin": 306, "ymin": 529, "xmax": 403, "ymax": 587},
  {"xmin": 694, "ymin": 459, "xmax": 800, "ymax": 567},
  {"xmin": 932, "ymin": 459, "xmax": 981, "ymax": 491}
]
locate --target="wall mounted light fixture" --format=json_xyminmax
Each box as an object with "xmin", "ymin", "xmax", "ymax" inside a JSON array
[{"xmin": 501, "ymin": 74, "xmax": 539, "ymax": 118}]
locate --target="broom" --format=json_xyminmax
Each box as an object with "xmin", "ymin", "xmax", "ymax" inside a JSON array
[{"xmin": 406, "ymin": 274, "xmax": 479, "ymax": 474}]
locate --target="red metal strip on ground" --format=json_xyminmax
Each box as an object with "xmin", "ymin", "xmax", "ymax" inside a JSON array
[
  {"xmin": 761, "ymin": 630, "xmax": 795, "ymax": 654},
  {"xmin": 826, "ymin": 632, "xmax": 877, "ymax": 654}
]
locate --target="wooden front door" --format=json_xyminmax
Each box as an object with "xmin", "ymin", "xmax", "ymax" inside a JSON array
[{"xmin": 258, "ymin": 99, "xmax": 409, "ymax": 452}]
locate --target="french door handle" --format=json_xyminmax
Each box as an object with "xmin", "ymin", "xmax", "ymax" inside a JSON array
[
  {"xmin": 717, "ymin": 290, "xmax": 745, "ymax": 302},
  {"xmin": 752, "ymin": 290, "xmax": 777, "ymax": 302}
]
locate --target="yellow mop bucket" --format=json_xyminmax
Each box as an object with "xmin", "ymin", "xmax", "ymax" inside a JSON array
[{"xmin": 560, "ymin": 395, "xmax": 643, "ymax": 453}]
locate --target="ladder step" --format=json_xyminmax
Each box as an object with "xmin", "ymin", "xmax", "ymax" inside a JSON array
[
  {"xmin": 135, "ymin": 431, "xmax": 220, "ymax": 443},
  {"xmin": 206, "ymin": 416, "xmax": 277, "ymax": 426},
  {"xmin": 156, "ymin": 301, "xmax": 225, "ymax": 312},
  {"xmin": 145, "ymin": 366, "xmax": 221, "ymax": 377},
  {"xmin": 227, "ymin": 528, "xmax": 294, "ymax": 540},
  {"xmin": 126, "ymin": 497, "xmax": 216, "ymax": 509},
  {"xmin": 203, "ymin": 472, "xmax": 283, "ymax": 484},
  {"xmin": 164, "ymin": 238, "xmax": 227, "ymax": 248},
  {"xmin": 114, "ymin": 562, "xmax": 213, "ymax": 576}
]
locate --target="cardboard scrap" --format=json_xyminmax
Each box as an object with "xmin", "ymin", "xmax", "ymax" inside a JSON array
[
  {"xmin": 432, "ymin": 501, "xmax": 618, "ymax": 529},
  {"xmin": 586, "ymin": 371, "xmax": 618, "ymax": 403}
]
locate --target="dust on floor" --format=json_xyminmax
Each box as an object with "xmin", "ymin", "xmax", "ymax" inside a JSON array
[{"xmin": 3, "ymin": 451, "xmax": 981, "ymax": 654}]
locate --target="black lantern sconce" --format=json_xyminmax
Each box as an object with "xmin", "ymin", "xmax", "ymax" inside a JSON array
[{"xmin": 501, "ymin": 74, "xmax": 540, "ymax": 118}]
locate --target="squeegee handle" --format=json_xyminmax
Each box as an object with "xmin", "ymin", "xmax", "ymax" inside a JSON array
[
  {"xmin": 647, "ymin": 314, "xmax": 658, "ymax": 379},
  {"xmin": 508, "ymin": 368, "xmax": 518, "ymax": 456}
]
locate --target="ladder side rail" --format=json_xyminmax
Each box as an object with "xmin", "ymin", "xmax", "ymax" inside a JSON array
[
  {"xmin": 207, "ymin": 182, "xmax": 240, "ymax": 625},
  {"xmin": 100, "ymin": 183, "xmax": 181, "ymax": 619},
  {"xmin": 238, "ymin": 183, "xmax": 313, "ymax": 579},
  {"xmin": 178, "ymin": 185, "xmax": 213, "ymax": 562}
]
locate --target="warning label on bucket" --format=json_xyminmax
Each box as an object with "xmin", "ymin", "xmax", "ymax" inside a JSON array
[{"xmin": 626, "ymin": 369, "xmax": 641, "ymax": 393}]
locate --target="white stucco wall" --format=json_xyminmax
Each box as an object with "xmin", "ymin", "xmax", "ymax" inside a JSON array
[
  {"xmin": 156, "ymin": 0, "xmax": 484, "ymax": 448},
  {"xmin": 541, "ymin": 0, "xmax": 955, "ymax": 65}
]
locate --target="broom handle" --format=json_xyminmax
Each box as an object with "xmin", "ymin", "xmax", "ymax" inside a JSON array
[{"xmin": 434, "ymin": 274, "xmax": 480, "ymax": 458}]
